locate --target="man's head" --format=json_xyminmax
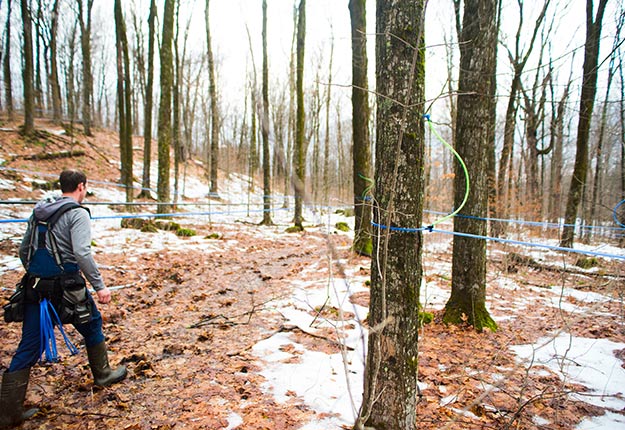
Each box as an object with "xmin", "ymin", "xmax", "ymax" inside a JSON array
[{"xmin": 60, "ymin": 170, "xmax": 88, "ymax": 202}]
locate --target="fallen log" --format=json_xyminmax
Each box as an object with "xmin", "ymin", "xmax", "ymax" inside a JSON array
[{"xmin": 23, "ymin": 149, "xmax": 85, "ymax": 160}]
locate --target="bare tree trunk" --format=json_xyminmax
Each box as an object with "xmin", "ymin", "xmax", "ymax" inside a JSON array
[
  {"xmin": 285, "ymin": 2, "xmax": 297, "ymax": 209},
  {"xmin": 114, "ymin": 0, "xmax": 133, "ymax": 203},
  {"xmin": 260, "ymin": 0, "xmax": 273, "ymax": 225},
  {"xmin": 293, "ymin": 0, "xmax": 306, "ymax": 230},
  {"xmin": 443, "ymin": 0, "xmax": 498, "ymax": 332},
  {"xmin": 49, "ymin": 0, "xmax": 62, "ymax": 122},
  {"xmin": 588, "ymin": 14, "xmax": 623, "ymax": 241},
  {"xmin": 139, "ymin": 0, "xmax": 156, "ymax": 199},
  {"xmin": 157, "ymin": 0, "xmax": 176, "ymax": 213},
  {"xmin": 357, "ymin": 0, "xmax": 426, "ymax": 427},
  {"xmin": 310, "ymin": 73, "xmax": 321, "ymax": 205},
  {"xmin": 172, "ymin": 0, "xmax": 182, "ymax": 204},
  {"xmin": 349, "ymin": 0, "xmax": 373, "ymax": 256},
  {"xmin": 521, "ymin": 64, "xmax": 551, "ymax": 216},
  {"xmin": 3, "ymin": 0, "xmax": 13, "ymax": 120},
  {"xmin": 20, "ymin": 0, "xmax": 35, "ymax": 136},
  {"xmin": 561, "ymin": 0, "xmax": 609, "ymax": 248},
  {"xmin": 64, "ymin": 23, "xmax": 78, "ymax": 130},
  {"xmin": 34, "ymin": 2, "xmax": 44, "ymax": 116},
  {"xmin": 618, "ymin": 55, "xmax": 625, "ymax": 246},
  {"xmin": 548, "ymin": 74, "xmax": 571, "ymax": 224},
  {"xmin": 77, "ymin": 0, "xmax": 94, "ymax": 136},
  {"xmin": 205, "ymin": 0, "xmax": 219, "ymax": 196},
  {"xmin": 323, "ymin": 36, "xmax": 333, "ymax": 206}
]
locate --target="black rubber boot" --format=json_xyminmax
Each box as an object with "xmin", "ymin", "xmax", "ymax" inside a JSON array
[
  {"xmin": 0, "ymin": 368, "xmax": 39, "ymax": 429},
  {"xmin": 87, "ymin": 341, "xmax": 127, "ymax": 387}
]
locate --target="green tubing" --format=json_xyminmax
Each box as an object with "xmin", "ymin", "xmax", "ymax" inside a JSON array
[{"xmin": 425, "ymin": 118, "xmax": 470, "ymax": 227}]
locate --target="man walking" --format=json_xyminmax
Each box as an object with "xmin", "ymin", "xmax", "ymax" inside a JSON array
[{"xmin": 1, "ymin": 169, "xmax": 126, "ymax": 428}]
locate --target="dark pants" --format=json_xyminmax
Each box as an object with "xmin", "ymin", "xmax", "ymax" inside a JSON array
[{"xmin": 8, "ymin": 295, "xmax": 104, "ymax": 372}]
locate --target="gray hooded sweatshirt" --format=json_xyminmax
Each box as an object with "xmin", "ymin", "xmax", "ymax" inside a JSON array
[{"xmin": 19, "ymin": 195, "xmax": 105, "ymax": 291}]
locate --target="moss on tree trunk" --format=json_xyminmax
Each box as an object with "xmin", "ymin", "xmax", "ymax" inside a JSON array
[{"xmin": 443, "ymin": 291, "xmax": 497, "ymax": 332}]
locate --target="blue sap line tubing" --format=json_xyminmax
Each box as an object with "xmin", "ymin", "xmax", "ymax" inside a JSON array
[
  {"xmin": 613, "ymin": 199, "xmax": 625, "ymax": 228},
  {"xmin": 371, "ymin": 221, "xmax": 625, "ymax": 260},
  {"xmin": 0, "ymin": 200, "xmax": 265, "ymax": 207},
  {"xmin": 0, "ymin": 206, "xmax": 290, "ymax": 224},
  {"xmin": 424, "ymin": 209, "xmax": 624, "ymax": 234}
]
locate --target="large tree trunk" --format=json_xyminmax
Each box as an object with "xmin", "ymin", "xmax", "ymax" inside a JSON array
[
  {"xmin": 293, "ymin": 0, "xmax": 306, "ymax": 230},
  {"xmin": 356, "ymin": 2, "xmax": 426, "ymax": 429},
  {"xmin": 3, "ymin": 0, "xmax": 14, "ymax": 120},
  {"xmin": 349, "ymin": 0, "xmax": 373, "ymax": 257},
  {"xmin": 157, "ymin": 0, "xmax": 176, "ymax": 213},
  {"xmin": 139, "ymin": 0, "xmax": 157, "ymax": 199},
  {"xmin": 443, "ymin": 0, "xmax": 498, "ymax": 333},
  {"xmin": 114, "ymin": 0, "xmax": 133, "ymax": 203},
  {"xmin": 260, "ymin": 0, "xmax": 273, "ymax": 225},
  {"xmin": 20, "ymin": 0, "xmax": 35, "ymax": 136},
  {"xmin": 560, "ymin": 0, "xmax": 609, "ymax": 248},
  {"xmin": 78, "ymin": 0, "xmax": 94, "ymax": 136},
  {"xmin": 205, "ymin": 0, "xmax": 219, "ymax": 196}
]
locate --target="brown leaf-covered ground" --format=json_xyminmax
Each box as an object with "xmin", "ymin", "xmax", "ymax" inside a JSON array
[{"xmin": 1, "ymin": 119, "xmax": 625, "ymax": 429}]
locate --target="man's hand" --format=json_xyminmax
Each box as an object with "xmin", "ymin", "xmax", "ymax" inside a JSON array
[{"xmin": 96, "ymin": 287, "xmax": 112, "ymax": 304}]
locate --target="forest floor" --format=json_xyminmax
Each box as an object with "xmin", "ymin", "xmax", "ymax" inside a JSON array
[{"xmin": 1, "ymin": 119, "xmax": 625, "ymax": 429}]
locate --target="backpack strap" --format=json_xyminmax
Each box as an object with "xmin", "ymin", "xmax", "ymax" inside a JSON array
[{"xmin": 27, "ymin": 202, "xmax": 90, "ymax": 273}]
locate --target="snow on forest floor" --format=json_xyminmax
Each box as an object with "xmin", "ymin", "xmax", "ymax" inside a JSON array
[{"xmin": 1, "ymin": 151, "xmax": 625, "ymax": 428}]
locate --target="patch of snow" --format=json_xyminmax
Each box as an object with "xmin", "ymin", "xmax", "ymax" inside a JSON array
[
  {"xmin": 253, "ymin": 331, "xmax": 364, "ymax": 429},
  {"xmin": 440, "ymin": 394, "xmax": 458, "ymax": 406},
  {"xmin": 511, "ymin": 333, "xmax": 625, "ymax": 411},
  {"xmin": 532, "ymin": 415, "xmax": 550, "ymax": 426},
  {"xmin": 420, "ymin": 281, "xmax": 449, "ymax": 310},
  {"xmin": 225, "ymin": 412, "xmax": 243, "ymax": 430},
  {"xmin": 547, "ymin": 286, "xmax": 612, "ymax": 304},
  {"xmin": 0, "ymin": 178, "xmax": 14, "ymax": 190},
  {"xmin": 576, "ymin": 411, "xmax": 625, "ymax": 429}
]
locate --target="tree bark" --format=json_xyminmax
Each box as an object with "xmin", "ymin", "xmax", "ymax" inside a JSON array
[
  {"xmin": 114, "ymin": 0, "xmax": 133, "ymax": 203},
  {"xmin": 173, "ymin": 0, "xmax": 182, "ymax": 204},
  {"xmin": 356, "ymin": 2, "xmax": 426, "ymax": 429},
  {"xmin": 77, "ymin": 0, "xmax": 94, "ymax": 136},
  {"xmin": 3, "ymin": 0, "xmax": 13, "ymax": 120},
  {"xmin": 20, "ymin": 0, "xmax": 35, "ymax": 136},
  {"xmin": 34, "ymin": 2, "xmax": 44, "ymax": 116},
  {"xmin": 205, "ymin": 0, "xmax": 220, "ymax": 196},
  {"xmin": 139, "ymin": 0, "xmax": 157, "ymax": 198},
  {"xmin": 349, "ymin": 0, "xmax": 373, "ymax": 257},
  {"xmin": 49, "ymin": 0, "xmax": 62, "ymax": 122},
  {"xmin": 561, "ymin": 0, "xmax": 609, "ymax": 248},
  {"xmin": 157, "ymin": 0, "xmax": 176, "ymax": 213},
  {"xmin": 443, "ymin": 0, "xmax": 498, "ymax": 333},
  {"xmin": 260, "ymin": 0, "xmax": 273, "ymax": 225},
  {"xmin": 293, "ymin": 0, "xmax": 306, "ymax": 230}
]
